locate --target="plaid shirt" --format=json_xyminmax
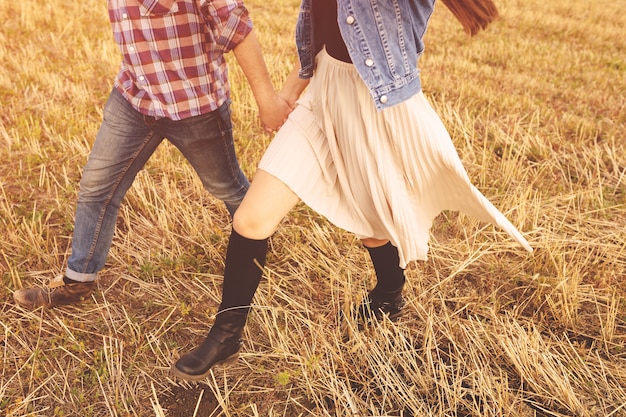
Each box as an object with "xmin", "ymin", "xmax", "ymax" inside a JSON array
[{"xmin": 108, "ymin": 0, "xmax": 253, "ymax": 120}]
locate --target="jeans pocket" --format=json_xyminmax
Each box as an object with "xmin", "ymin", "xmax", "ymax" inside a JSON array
[
  {"xmin": 217, "ymin": 100, "xmax": 233, "ymax": 134},
  {"xmin": 138, "ymin": 0, "xmax": 179, "ymax": 16}
]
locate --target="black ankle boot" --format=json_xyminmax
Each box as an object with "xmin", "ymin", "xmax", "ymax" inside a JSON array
[
  {"xmin": 355, "ymin": 286, "xmax": 406, "ymax": 326},
  {"xmin": 171, "ymin": 309, "xmax": 248, "ymax": 381}
]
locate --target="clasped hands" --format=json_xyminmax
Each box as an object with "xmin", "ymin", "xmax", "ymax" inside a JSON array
[{"xmin": 259, "ymin": 92, "xmax": 296, "ymax": 134}]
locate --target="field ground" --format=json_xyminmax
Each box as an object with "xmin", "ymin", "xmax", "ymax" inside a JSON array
[{"xmin": 1, "ymin": 0, "xmax": 625, "ymax": 416}]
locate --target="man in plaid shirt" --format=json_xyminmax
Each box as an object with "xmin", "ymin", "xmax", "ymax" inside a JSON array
[{"xmin": 14, "ymin": 0, "xmax": 291, "ymax": 309}]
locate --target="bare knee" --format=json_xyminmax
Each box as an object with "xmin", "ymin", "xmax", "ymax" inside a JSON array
[
  {"xmin": 361, "ymin": 237, "xmax": 389, "ymax": 248},
  {"xmin": 231, "ymin": 170, "xmax": 299, "ymax": 240},
  {"xmin": 232, "ymin": 208, "xmax": 279, "ymax": 240}
]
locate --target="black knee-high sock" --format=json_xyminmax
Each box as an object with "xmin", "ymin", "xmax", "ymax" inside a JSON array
[
  {"xmin": 219, "ymin": 229, "xmax": 268, "ymax": 313},
  {"xmin": 365, "ymin": 242, "xmax": 405, "ymax": 295}
]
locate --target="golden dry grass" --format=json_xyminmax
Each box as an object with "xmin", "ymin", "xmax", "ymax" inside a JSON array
[{"xmin": 1, "ymin": 0, "xmax": 625, "ymax": 416}]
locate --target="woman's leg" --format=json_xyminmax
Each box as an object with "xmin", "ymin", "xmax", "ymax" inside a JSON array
[
  {"xmin": 219, "ymin": 169, "xmax": 300, "ymax": 310},
  {"xmin": 172, "ymin": 170, "xmax": 300, "ymax": 380},
  {"xmin": 359, "ymin": 238, "xmax": 406, "ymax": 322},
  {"xmin": 361, "ymin": 238, "xmax": 405, "ymax": 294},
  {"xmin": 233, "ymin": 170, "xmax": 301, "ymax": 239}
]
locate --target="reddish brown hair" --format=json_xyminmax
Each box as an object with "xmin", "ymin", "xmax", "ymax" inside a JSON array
[{"xmin": 440, "ymin": 0, "xmax": 499, "ymax": 35}]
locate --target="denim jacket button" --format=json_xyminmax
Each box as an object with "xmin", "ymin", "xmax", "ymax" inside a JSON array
[
  {"xmin": 380, "ymin": 95, "xmax": 388, "ymax": 104},
  {"xmin": 365, "ymin": 58, "xmax": 374, "ymax": 67},
  {"xmin": 346, "ymin": 15, "xmax": 355, "ymax": 24}
]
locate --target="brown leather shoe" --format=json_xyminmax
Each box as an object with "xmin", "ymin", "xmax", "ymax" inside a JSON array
[{"xmin": 13, "ymin": 275, "xmax": 96, "ymax": 309}]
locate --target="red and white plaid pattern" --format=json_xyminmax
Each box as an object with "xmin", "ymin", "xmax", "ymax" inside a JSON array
[{"xmin": 108, "ymin": 0, "xmax": 252, "ymax": 120}]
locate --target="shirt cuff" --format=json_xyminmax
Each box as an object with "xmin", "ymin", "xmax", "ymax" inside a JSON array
[{"xmin": 203, "ymin": 0, "xmax": 254, "ymax": 53}]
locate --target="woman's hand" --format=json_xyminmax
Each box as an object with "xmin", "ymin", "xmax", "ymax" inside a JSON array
[{"xmin": 259, "ymin": 93, "xmax": 294, "ymax": 133}]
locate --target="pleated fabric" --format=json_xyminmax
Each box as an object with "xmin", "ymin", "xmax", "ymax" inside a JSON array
[{"xmin": 259, "ymin": 49, "xmax": 532, "ymax": 267}]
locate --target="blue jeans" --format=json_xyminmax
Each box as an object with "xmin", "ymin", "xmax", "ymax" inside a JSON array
[{"xmin": 65, "ymin": 89, "xmax": 249, "ymax": 282}]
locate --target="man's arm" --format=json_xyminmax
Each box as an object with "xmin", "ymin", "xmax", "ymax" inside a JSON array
[{"xmin": 232, "ymin": 30, "xmax": 292, "ymax": 132}]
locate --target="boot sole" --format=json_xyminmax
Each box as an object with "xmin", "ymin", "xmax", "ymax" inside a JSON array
[
  {"xmin": 170, "ymin": 352, "xmax": 240, "ymax": 382},
  {"xmin": 356, "ymin": 308, "xmax": 405, "ymax": 330}
]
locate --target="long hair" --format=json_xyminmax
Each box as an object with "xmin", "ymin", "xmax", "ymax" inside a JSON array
[{"xmin": 440, "ymin": 0, "xmax": 499, "ymax": 35}]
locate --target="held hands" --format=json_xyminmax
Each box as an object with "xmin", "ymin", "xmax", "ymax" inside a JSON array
[
  {"xmin": 259, "ymin": 92, "xmax": 295, "ymax": 134},
  {"xmin": 255, "ymin": 63, "xmax": 308, "ymax": 134},
  {"xmin": 260, "ymin": 64, "xmax": 309, "ymax": 134},
  {"xmin": 231, "ymin": 31, "xmax": 306, "ymax": 134}
]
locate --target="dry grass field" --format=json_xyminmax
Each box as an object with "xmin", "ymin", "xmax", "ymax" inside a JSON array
[{"xmin": 1, "ymin": 0, "xmax": 625, "ymax": 415}]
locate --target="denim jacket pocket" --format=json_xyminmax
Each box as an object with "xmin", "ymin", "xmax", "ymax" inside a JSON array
[{"xmin": 139, "ymin": 0, "xmax": 179, "ymax": 16}]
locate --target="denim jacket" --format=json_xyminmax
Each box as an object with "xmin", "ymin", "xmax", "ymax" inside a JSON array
[{"xmin": 296, "ymin": 0, "xmax": 435, "ymax": 110}]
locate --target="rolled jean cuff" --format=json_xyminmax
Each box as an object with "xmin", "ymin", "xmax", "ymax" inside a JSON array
[{"xmin": 65, "ymin": 268, "xmax": 98, "ymax": 283}]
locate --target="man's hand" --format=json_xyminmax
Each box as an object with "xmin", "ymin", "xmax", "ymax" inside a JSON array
[
  {"xmin": 232, "ymin": 30, "xmax": 296, "ymax": 134},
  {"xmin": 259, "ymin": 93, "xmax": 293, "ymax": 133}
]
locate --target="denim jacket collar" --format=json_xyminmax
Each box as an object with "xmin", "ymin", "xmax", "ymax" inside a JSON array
[{"xmin": 296, "ymin": 0, "xmax": 435, "ymax": 110}]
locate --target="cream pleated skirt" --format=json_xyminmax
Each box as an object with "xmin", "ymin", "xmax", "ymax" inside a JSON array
[{"xmin": 259, "ymin": 49, "xmax": 532, "ymax": 267}]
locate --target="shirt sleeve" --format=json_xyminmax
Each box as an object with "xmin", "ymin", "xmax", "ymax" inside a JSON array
[{"xmin": 201, "ymin": 0, "xmax": 253, "ymax": 53}]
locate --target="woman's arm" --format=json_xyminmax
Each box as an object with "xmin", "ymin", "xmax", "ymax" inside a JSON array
[{"xmin": 278, "ymin": 61, "xmax": 310, "ymax": 109}]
